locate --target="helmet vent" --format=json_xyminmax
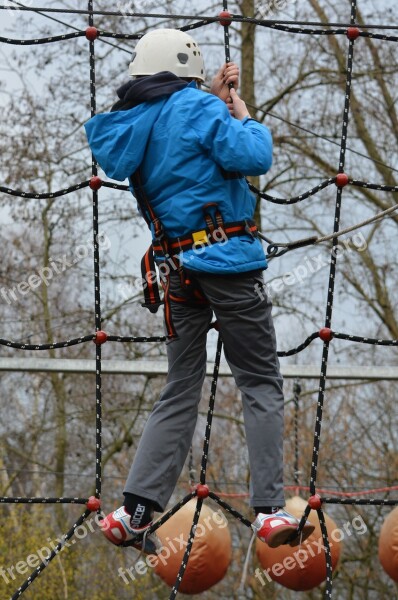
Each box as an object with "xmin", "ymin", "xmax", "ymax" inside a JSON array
[{"xmin": 177, "ymin": 52, "xmax": 189, "ymax": 64}]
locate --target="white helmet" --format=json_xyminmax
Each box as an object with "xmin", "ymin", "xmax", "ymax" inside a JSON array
[{"xmin": 129, "ymin": 28, "xmax": 205, "ymax": 83}]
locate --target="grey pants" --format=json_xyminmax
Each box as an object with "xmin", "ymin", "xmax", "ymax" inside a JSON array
[{"xmin": 124, "ymin": 270, "xmax": 285, "ymax": 512}]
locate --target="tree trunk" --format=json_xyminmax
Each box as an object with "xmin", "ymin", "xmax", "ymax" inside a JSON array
[{"xmin": 239, "ymin": 0, "xmax": 262, "ymax": 226}]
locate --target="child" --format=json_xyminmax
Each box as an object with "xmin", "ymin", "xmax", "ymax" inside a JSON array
[{"xmin": 85, "ymin": 28, "xmax": 314, "ymax": 554}]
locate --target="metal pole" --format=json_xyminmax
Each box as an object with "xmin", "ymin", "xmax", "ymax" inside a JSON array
[{"xmin": 0, "ymin": 358, "xmax": 396, "ymax": 379}]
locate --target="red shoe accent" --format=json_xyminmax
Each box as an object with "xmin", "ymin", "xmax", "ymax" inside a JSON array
[
  {"xmin": 100, "ymin": 512, "xmax": 127, "ymax": 545},
  {"xmin": 100, "ymin": 507, "xmax": 161, "ymax": 555},
  {"xmin": 253, "ymin": 510, "xmax": 316, "ymax": 548},
  {"xmin": 257, "ymin": 521, "xmax": 299, "ymax": 548}
]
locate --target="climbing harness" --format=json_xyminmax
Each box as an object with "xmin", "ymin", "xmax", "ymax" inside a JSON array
[{"xmin": 130, "ymin": 168, "xmax": 259, "ymax": 336}]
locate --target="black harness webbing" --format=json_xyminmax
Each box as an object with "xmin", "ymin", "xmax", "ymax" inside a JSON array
[
  {"xmin": 131, "ymin": 169, "xmax": 178, "ymax": 339},
  {"xmin": 141, "ymin": 246, "xmax": 163, "ymax": 313}
]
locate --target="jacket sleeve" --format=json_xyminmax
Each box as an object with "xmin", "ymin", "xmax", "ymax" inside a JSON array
[
  {"xmin": 84, "ymin": 112, "xmax": 138, "ymax": 181},
  {"xmin": 191, "ymin": 93, "xmax": 273, "ymax": 176},
  {"xmin": 84, "ymin": 100, "xmax": 166, "ymax": 181}
]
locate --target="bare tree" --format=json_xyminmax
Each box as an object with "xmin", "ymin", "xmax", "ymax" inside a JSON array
[{"xmin": 0, "ymin": 1, "xmax": 397, "ymax": 598}]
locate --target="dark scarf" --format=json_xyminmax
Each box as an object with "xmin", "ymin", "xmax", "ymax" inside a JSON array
[{"xmin": 111, "ymin": 71, "xmax": 189, "ymax": 111}]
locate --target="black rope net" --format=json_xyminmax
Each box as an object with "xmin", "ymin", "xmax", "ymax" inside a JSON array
[{"xmin": 0, "ymin": 1, "xmax": 398, "ymax": 599}]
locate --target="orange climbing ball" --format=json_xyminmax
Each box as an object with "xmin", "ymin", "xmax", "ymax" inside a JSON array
[
  {"xmin": 154, "ymin": 499, "xmax": 231, "ymax": 594},
  {"xmin": 256, "ymin": 496, "xmax": 341, "ymax": 591},
  {"xmin": 378, "ymin": 506, "xmax": 398, "ymax": 582}
]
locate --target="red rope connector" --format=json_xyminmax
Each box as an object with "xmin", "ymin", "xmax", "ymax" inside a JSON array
[
  {"xmin": 347, "ymin": 27, "xmax": 360, "ymax": 41},
  {"xmin": 195, "ymin": 484, "xmax": 210, "ymax": 499},
  {"xmin": 85, "ymin": 26, "xmax": 98, "ymax": 41},
  {"xmin": 308, "ymin": 494, "xmax": 322, "ymax": 510},
  {"xmin": 86, "ymin": 496, "xmax": 101, "ymax": 511},
  {"xmin": 319, "ymin": 327, "xmax": 333, "ymax": 342},
  {"xmin": 219, "ymin": 11, "xmax": 232, "ymax": 26},
  {"xmin": 89, "ymin": 176, "xmax": 102, "ymax": 190},
  {"xmin": 335, "ymin": 173, "xmax": 349, "ymax": 188},
  {"xmin": 94, "ymin": 330, "xmax": 108, "ymax": 345}
]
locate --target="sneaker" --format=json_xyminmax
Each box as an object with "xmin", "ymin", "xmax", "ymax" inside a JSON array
[
  {"xmin": 252, "ymin": 509, "xmax": 315, "ymax": 548},
  {"xmin": 100, "ymin": 506, "xmax": 162, "ymax": 555}
]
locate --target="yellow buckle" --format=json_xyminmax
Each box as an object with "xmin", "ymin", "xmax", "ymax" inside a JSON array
[{"xmin": 192, "ymin": 230, "xmax": 209, "ymax": 246}]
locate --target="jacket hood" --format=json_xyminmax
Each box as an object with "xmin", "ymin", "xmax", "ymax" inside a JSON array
[
  {"xmin": 84, "ymin": 72, "xmax": 189, "ymax": 181},
  {"xmin": 111, "ymin": 71, "xmax": 188, "ymax": 111}
]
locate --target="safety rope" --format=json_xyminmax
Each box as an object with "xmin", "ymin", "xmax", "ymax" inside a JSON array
[
  {"xmin": 1, "ymin": 2, "xmax": 398, "ymax": 599},
  {"xmin": 308, "ymin": 3, "xmax": 359, "ymax": 596},
  {"xmin": 293, "ymin": 380, "xmax": 302, "ymax": 487},
  {"xmin": 2, "ymin": 4, "xmax": 398, "ymax": 33},
  {"xmin": 88, "ymin": 0, "xmax": 103, "ymax": 509},
  {"xmin": 2, "ymin": 177, "xmax": 398, "ymax": 263},
  {"xmin": 315, "ymin": 202, "xmax": 398, "ymax": 243},
  {"xmin": 3, "ymin": 318, "xmax": 398, "ymax": 360},
  {"xmin": 261, "ymin": 196, "xmax": 398, "ymax": 257},
  {"xmin": 2, "ymin": 15, "xmax": 398, "ymax": 46},
  {"xmin": 216, "ymin": 484, "xmax": 398, "ymax": 500},
  {"xmin": 249, "ymin": 176, "xmax": 398, "ymax": 205},
  {"xmin": 3, "ymin": 174, "xmax": 397, "ymax": 201},
  {"xmin": 168, "ymin": 334, "xmax": 223, "ymax": 598}
]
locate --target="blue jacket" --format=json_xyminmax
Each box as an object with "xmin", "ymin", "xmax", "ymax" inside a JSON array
[{"xmin": 85, "ymin": 74, "xmax": 273, "ymax": 274}]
